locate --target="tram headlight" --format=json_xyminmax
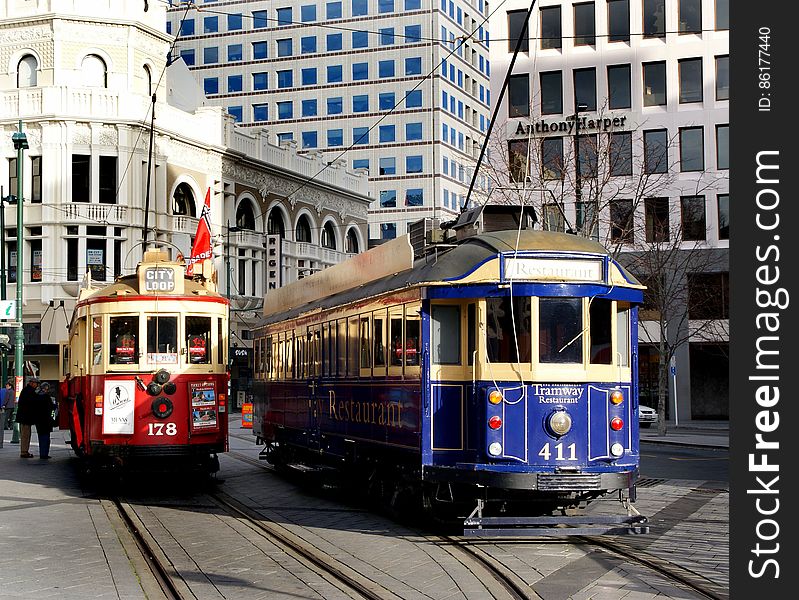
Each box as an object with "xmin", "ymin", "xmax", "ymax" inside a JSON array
[
  {"xmin": 155, "ymin": 369, "xmax": 171, "ymax": 384},
  {"xmin": 488, "ymin": 442, "xmax": 503, "ymax": 456},
  {"xmin": 548, "ymin": 410, "xmax": 572, "ymax": 437},
  {"xmin": 610, "ymin": 443, "xmax": 624, "ymax": 457},
  {"xmin": 152, "ymin": 397, "xmax": 174, "ymax": 419}
]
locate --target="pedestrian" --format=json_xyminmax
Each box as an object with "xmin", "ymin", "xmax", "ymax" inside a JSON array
[
  {"xmin": 0, "ymin": 381, "xmax": 14, "ymax": 448},
  {"xmin": 35, "ymin": 381, "xmax": 56, "ymax": 459},
  {"xmin": 15, "ymin": 376, "xmax": 40, "ymax": 458}
]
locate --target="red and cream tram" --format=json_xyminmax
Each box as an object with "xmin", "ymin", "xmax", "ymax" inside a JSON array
[{"xmin": 59, "ymin": 249, "xmax": 229, "ymax": 474}]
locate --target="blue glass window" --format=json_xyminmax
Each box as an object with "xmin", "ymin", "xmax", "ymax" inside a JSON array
[
  {"xmin": 180, "ymin": 19, "xmax": 194, "ymax": 36},
  {"xmin": 379, "ymin": 92, "xmax": 395, "ymax": 110},
  {"xmin": 166, "ymin": 22, "xmax": 171, "ymax": 34},
  {"xmin": 405, "ymin": 24, "xmax": 421, "ymax": 43},
  {"xmin": 302, "ymin": 99, "xmax": 318, "ymax": 116},
  {"xmin": 353, "ymin": 94, "xmax": 369, "ymax": 112},
  {"xmin": 381, "ymin": 223, "xmax": 397, "ymax": 239},
  {"xmin": 180, "ymin": 49, "xmax": 195, "ymax": 65},
  {"xmin": 228, "ymin": 44, "xmax": 243, "ymax": 61},
  {"xmin": 302, "ymin": 131, "xmax": 318, "ymax": 148},
  {"xmin": 379, "ymin": 0, "xmax": 394, "ymax": 12},
  {"xmin": 277, "ymin": 39, "xmax": 292, "ymax": 57},
  {"xmin": 277, "ymin": 70, "xmax": 293, "ymax": 88},
  {"xmin": 328, "ymin": 129, "xmax": 344, "ymax": 146},
  {"xmin": 378, "ymin": 60, "xmax": 395, "ymax": 78},
  {"xmin": 406, "ymin": 188, "xmax": 423, "ymax": 206},
  {"xmin": 204, "ymin": 16, "xmax": 218, "ymax": 33},
  {"xmin": 406, "ymin": 122, "xmax": 423, "ymax": 140},
  {"xmin": 228, "ymin": 13, "xmax": 243, "ymax": 30},
  {"xmin": 252, "ymin": 41, "xmax": 267, "ymax": 59},
  {"xmin": 379, "ymin": 125, "xmax": 396, "ymax": 143},
  {"xmin": 228, "ymin": 75, "xmax": 243, "ymax": 92},
  {"xmin": 406, "ymin": 89, "xmax": 422, "ymax": 107},
  {"xmin": 203, "ymin": 47, "xmax": 219, "ymax": 64},
  {"xmin": 252, "ymin": 10, "xmax": 268, "ymax": 28},
  {"xmin": 301, "ymin": 68, "xmax": 317, "ymax": 85},
  {"xmin": 353, "ymin": 127, "xmax": 370, "ymax": 145},
  {"xmin": 380, "ymin": 28, "xmax": 395, "ymax": 45},
  {"xmin": 327, "ymin": 1, "xmax": 342, "ymax": 19},
  {"xmin": 301, "ymin": 4, "xmax": 317, "ymax": 22},
  {"xmin": 277, "ymin": 132, "xmax": 294, "ymax": 144},
  {"xmin": 380, "ymin": 190, "xmax": 397, "ymax": 208},
  {"xmin": 353, "ymin": 62, "xmax": 368, "ymax": 80},
  {"xmin": 252, "ymin": 72, "xmax": 268, "ymax": 90},
  {"xmin": 406, "ymin": 155, "xmax": 423, "ymax": 173},
  {"xmin": 353, "ymin": 158, "xmax": 369, "ymax": 171},
  {"xmin": 352, "ymin": 0, "xmax": 368, "ymax": 16},
  {"xmin": 276, "ymin": 7, "xmax": 292, "ymax": 25},
  {"xmin": 405, "ymin": 57, "xmax": 422, "ymax": 75},
  {"xmin": 253, "ymin": 104, "xmax": 268, "ymax": 121},
  {"xmin": 327, "ymin": 33, "xmax": 343, "ymax": 51},
  {"xmin": 203, "ymin": 77, "xmax": 219, "ymax": 95},
  {"xmin": 327, "ymin": 65, "xmax": 343, "ymax": 83},
  {"xmin": 406, "ymin": 0, "xmax": 421, "ymax": 8},
  {"xmin": 301, "ymin": 36, "xmax": 317, "ymax": 53},
  {"xmin": 379, "ymin": 157, "xmax": 396, "ymax": 175},
  {"xmin": 352, "ymin": 31, "xmax": 369, "ymax": 48},
  {"xmin": 227, "ymin": 106, "xmax": 243, "ymax": 122},
  {"xmin": 327, "ymin": 97, "xmax": 343, "ymax": 114},
  {"xmin": 277, "ymin": 101, "xmax": 293, "ymax": 119}
]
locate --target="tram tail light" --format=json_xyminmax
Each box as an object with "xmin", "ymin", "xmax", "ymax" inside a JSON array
[
  {"xmin": 610, "ymin": 390, "xmax": 624, "ymax": 405},
  {"xmin": 610, "ymin": 417, "xmax": 624, "ymax": 431},
  {"xmin": 488, "ymin": 415, "xmax": 502, "ymax": 430},
  {"xmin": 94, "ymin": 394, "xmax": 103, "ymax": 416}
]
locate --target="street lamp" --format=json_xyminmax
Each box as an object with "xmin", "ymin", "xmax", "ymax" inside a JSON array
[{"xmin": 10, "ymin": 122, "xmax": 27, "ymax": 444}]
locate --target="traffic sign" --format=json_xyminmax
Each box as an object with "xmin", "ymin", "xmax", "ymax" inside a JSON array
[{"xmin": 0, "ymin": 300, "xmax": 15, "ymax": 319}]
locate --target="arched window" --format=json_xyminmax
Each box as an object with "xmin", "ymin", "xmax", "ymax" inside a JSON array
[
  {"xmin": 321, "ymin": 222, "xmax": 337, "ymax": 250},
  {"xmin": 17, "ymin": 55, "xmax": 38, "ymax": 88},
  {"xmin": 296, "ymin": 215, "xmax": 312, "ymax": 242},
  {"xmin": 143, "ymin": 64, "xmax": 153, "ymax": 96},
  {"xmin": 267, "ymin": 209, "xmax": 285, "ymax": 237},
  {"xmin": 345, "ymin": 228, "xmax": 360, "ymax": 254},
  {"xmin": 82, "ymin": 54, "xmax": 107, "ymax": 88},
  {"xmin": 236, "ymin": 201, "xmax": 256, "ymax": 230},
  {"xmin": 172, "ymin": 183, "xmax": 196, "ymax": 216}
]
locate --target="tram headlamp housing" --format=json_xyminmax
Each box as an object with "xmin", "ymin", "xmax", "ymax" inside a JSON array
[
  {"xmin": 610, "ymin": 443, "xmax": 624, "ymax": 458},
  {"xmin": 152, "ymin": 397, "xmax": 174, "ymax": 419},
  {"xmin": 548, "ymin": 410, "xmax": 572, "ymax": 437},
  {"xmin": 488, "ymin": 442, "xmax": 503, "ymax": 457},
  {"xmin": 154, "ymin": 369, "xmax": 171, "ymax": 384}
]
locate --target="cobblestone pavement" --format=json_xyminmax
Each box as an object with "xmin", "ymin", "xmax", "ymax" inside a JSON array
[{"xmin": 0, "ymin": 422, "xmax": 729, "ymax": 599}]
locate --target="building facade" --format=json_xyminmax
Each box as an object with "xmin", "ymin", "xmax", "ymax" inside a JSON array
[
  {"xmin": 0, "ymin": 0, "xmax": 369, "ymax": 388},
  {"xmin": 489, "ymin": 0, "xmax": 729, "ymax": 420},
  {"xmin": 166, "ymin": 0, "xmax": 493, "ymax": 241}
]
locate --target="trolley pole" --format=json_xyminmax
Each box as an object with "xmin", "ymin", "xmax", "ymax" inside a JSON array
[{"xmin": 10, "ymin": 122, "xmax": 28, "ymax": 444}]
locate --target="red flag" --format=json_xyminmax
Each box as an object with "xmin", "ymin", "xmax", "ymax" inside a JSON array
[{"xmin": 186, "ymin": 187, "xmax": 212, "ymax": 276}]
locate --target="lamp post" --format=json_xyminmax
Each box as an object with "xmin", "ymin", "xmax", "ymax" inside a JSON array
[{"xmin": 10, "ymin": 122, "xmax": 28, "ymax": 444}]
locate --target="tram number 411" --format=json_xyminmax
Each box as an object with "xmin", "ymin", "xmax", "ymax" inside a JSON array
[
  {"xmin": 148, "ymin": 423, "xmax": 177, "ymax": 436},
  {"xmin": 538, "ymin": 442, "xmax": 577, "ymax": 461}
]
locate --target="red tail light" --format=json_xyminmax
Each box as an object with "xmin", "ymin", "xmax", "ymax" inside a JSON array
[
  {"xmin": 488, "ymin": 416, "xmax": 502, "ymax": 430},
  {"xmin": 610, "ymin": 417, "xmax": 624, "ymax": 431}
]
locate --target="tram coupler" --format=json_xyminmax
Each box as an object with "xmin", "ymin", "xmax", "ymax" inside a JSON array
[{"xmin": 463, "ymin": 499, "xmax": 649, "ymax": 537}]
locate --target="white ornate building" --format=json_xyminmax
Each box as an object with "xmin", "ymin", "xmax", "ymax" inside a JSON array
[{"xmin": 0, "ymin": 0, "xmax": 369, "ymax": 385}]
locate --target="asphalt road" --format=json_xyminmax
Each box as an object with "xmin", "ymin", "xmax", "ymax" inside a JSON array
[{"xmin": 640, "ymin": 442, "xmax": 729, "ymax": 482}]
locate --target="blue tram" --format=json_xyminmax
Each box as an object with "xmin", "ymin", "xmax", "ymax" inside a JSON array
[{"xmin": 251, "ymin": 229, "xmax": 646, "ymax": 534}]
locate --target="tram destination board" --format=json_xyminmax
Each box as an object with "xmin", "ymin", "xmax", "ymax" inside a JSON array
[{"xmin": 144, "ymin": 267, "xmax": 176, "ymax": 292}]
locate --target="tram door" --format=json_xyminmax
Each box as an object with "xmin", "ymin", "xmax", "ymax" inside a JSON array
[{"xmin": 307, "ymin": 325, "xmax": 322, "ymax": 451}]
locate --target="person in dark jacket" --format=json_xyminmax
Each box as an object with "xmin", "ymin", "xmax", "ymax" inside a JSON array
[
  {"xmin": 35, "ymin": 382, "xmax": 55, "ymax": 459},
  {"xmin": 15, "ymin": 377, "xmax": 40, "ymax": 458}
]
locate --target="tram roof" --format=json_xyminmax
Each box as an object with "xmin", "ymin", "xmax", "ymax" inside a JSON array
[{"xmin": 259, "ymin": 229, "xmax": 642, "ymax": 327}]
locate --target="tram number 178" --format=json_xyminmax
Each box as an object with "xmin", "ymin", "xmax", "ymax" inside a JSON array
[
  {"xmin": 538, "ymin": 442, "xmax": 577, "ymax": 461},
  {"xmin": 148, "ymin": 423, "xmax": 177, "ymax": 436}
]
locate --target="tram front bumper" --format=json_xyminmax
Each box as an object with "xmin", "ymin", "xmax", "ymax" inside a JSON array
[{"xmin": 422, "ymin": 465, "xmax": 638, "ymax": 491}]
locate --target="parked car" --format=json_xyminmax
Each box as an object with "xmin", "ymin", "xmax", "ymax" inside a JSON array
[{"xmin": 638, "ymin": 405, "xmax": 658, "ymax": 428}]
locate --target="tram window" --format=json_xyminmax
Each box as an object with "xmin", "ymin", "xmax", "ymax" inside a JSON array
[
  {"xmin": 92, "ymin": 317, "xmax": 103, "ymax": 366},
  {"xmin": 432, "ymin": 305, "xmax": 461, "ymax": 365},
  {"xmin": 373, "ymin": 314, "xmax": 386, "ymax": 367},
  {"xmin": 337, "ymin": 320, "xmax": 347, "ymax": 377},
  {"xmin": 616, "ymin": 304, "xmax": 630, "ymax": 366},
  {"xmin": 348, "ymin": 317, "xmax": 359, "ymax": 376},
  {"xmin": 186, "ymin": 316, "xmax": 211, "ymax": 364},
  {"xmin": 486, "ymin": 297, "xmax": 531, "ymax": 363},
  {"xmin": 405, "ymin": 315, "xmax": 420, "ymax": 367},
  {"xmin": 265, "ymin": 336, "xmax": 273, "ymax": 378},
  {"xmin": 109, "ymin": 316, "xmax": 139, "ymax": 364},
  {"xmin": 589, "ymin": 299, "xmax": 612, "ymax": 364},
  {"xmin": 61, "ymin": 344, "xmax": 69, "ymax": 376},
  {"xmin": 147, "ymin": 316, "xmax": 178, "ymax": 358},
  {"xmin": 286, "ymin": 334, "xmax": 294, "ymax": 379},
  {"xmin": 217, "ymin": 318, "xmax": 224, "ymax": 365},
  {"xmin": 390, "ymin": 316, "xmax": 403, "ymax": 366},
  {"xmin": 359, "ymin": 317, "xmax": 371, "ymax": 368},
  {"xmin": 538, "ymin": 298, "xmax": 582, "ymax": 363},
  {"xmin": 467, "ymin": 303, "xmax": 476, "ymax": 365},
  {"xmin": 321, "ymin": 324, "xmax": 329, "ymax": 377}
]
